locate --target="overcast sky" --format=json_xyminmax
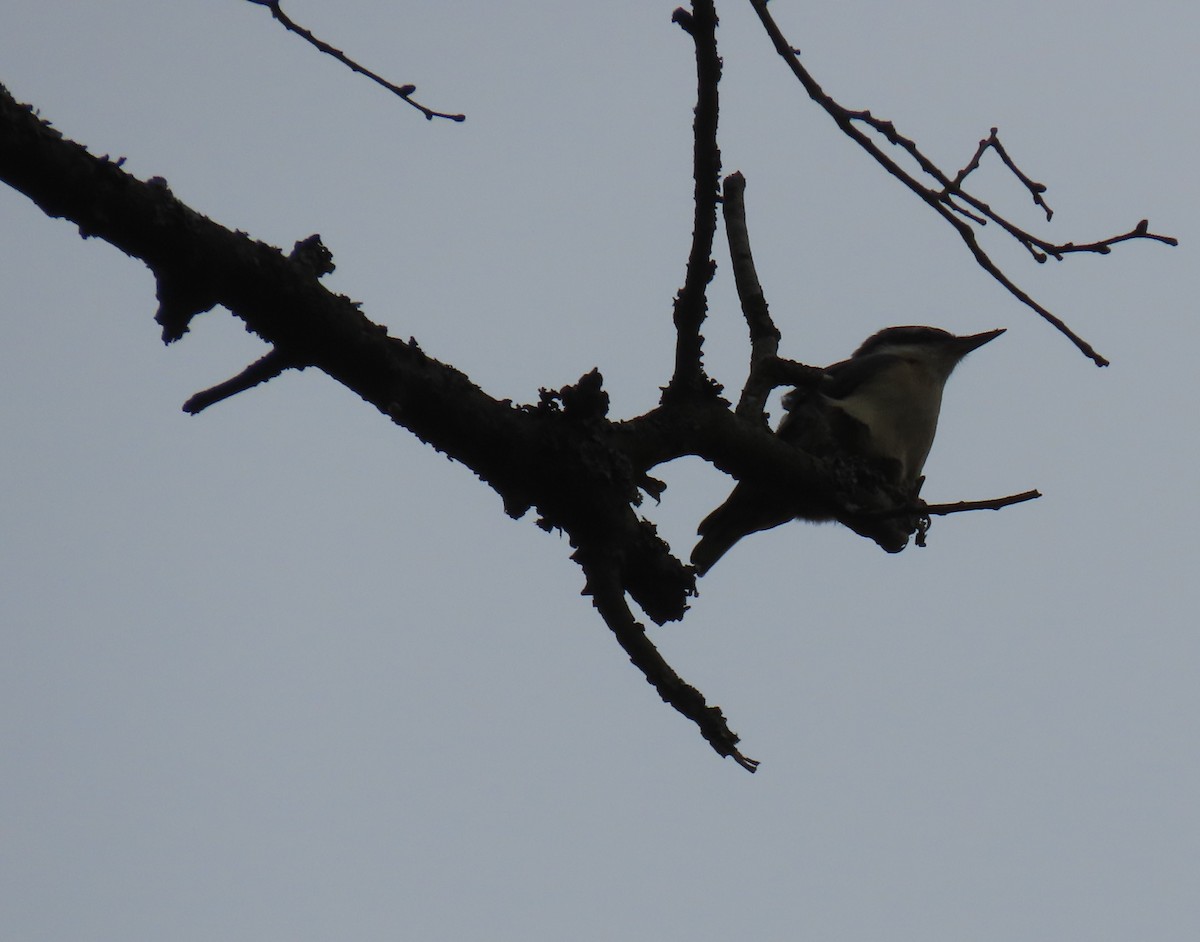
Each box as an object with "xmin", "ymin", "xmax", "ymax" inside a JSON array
[{"xmin": 2, "ymin": 3, "xmax": 1198, "ymax": 940}]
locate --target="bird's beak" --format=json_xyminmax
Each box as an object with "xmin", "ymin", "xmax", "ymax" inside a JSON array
[{"xmin": 955, "ymin": 328, "xmax": 1006, "ymax": 354}]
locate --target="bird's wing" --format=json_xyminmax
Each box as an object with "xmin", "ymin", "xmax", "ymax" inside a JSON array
[{"xmin": 819, "ymin": 352, "xmax": 904, "ymax": 401}]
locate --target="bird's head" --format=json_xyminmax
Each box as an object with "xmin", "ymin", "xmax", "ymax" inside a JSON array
[{"xmin": 853, "ymin": 325, "xmax": 1006, "ymax": 378}]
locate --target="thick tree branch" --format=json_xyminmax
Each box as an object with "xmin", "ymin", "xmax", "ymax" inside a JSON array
[{"xmin": 0, "ymin": 80, "xmax": 728, "ymax": 762}]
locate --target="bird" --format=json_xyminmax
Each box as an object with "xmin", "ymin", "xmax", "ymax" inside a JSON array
[{"xmin": 690, "ymin": 325, "xmax": 1005, "ymax": 574}]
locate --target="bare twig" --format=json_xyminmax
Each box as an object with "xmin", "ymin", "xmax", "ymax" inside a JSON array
[
  {"xmin": 923, "ymin": 489, "xmax": 1042, "ymax": 516},
  {"xmin": 950, "ymin": 128, "xmax": 1053, "ymax": 221},
  {"xmin": 866, "ymin": 488, "xmax": 1040, "ymax": 547},
  {"xmin": 916, "ymin": 489, "xmax": 1042, "ymax": 546},
  {"xmin": 747, "ymin": 0, "xmax": 1177, "ymax": 367},
  {"xmin": 875, "ymin": 488, "xmax": 1040, "ymax": 521},
  {"xmin": 183, "ymin": 349, "xmax": 299, "ymax": 414},
  {"xmin": 855, "ymin": 117, "xmax": 1177, "ymax": 264},
  {"xmin": 722, "ymin": 172, "xmax": 783, "ymax": 422},
  {"xmin": 246, "ymin": 0, "xmax": 465, "ymax": 122}
]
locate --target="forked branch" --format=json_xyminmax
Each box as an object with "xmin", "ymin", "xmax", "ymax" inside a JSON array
[
  {"xmin": 747, "ymin": 0, "xmax": 1177, "ymax": 367},
  {"xmin": 1, "ymin": 1, "xmax": 1144, "ymax": 773}
]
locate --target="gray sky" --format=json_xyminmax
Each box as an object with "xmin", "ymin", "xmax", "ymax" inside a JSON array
[{"xmin": 2, "ymin": 2, "xmax": 1197, "ymax": 939}]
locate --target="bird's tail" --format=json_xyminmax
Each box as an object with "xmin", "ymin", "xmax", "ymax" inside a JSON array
[
  {"xmin": 690, "ymin": 506, "xmax": 742, "ymax": 576},
  {"xmin": 690, "ymin": 485, "xmax": 795, "ymax": 575}
]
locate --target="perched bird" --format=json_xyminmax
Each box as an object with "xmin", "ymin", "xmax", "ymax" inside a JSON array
[{"xmin": 691, "ymin": 325, "xmax": 1005, "ymax": 574}]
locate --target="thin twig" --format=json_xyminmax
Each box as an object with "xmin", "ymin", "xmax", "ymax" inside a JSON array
[
  {"xmin": 951, "ymin": 128, "xmax": 1053, "ymax": 221},
  {"xmin": 869, "ymin": 488, "xmax": 1039, "ymax": 536},
  {"xmin": 923, "ymin": 489, "xmax": 1042, "ymax": 516},
  {"xmin": 246, "ymin": 0, "xmax": 465, "ymax": 122},
  {"xmin": 909, "ymin": 489, "xmax": 1042, "ymax": 546},
  {"xmin": 747, "ymin": 0, "xmax": 1177, "ymax": 367}
]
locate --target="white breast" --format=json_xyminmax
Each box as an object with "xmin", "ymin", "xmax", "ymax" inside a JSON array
[{"xmin": 829, "ymin": 362, "xmax": 945, "ymax": 483}]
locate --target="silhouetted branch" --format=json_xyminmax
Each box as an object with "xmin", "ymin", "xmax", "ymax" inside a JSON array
[
  {"xmin": 665, "ymin": 1, "xmax": 723, "ymax": 400},
  {"xmin": 891, "ymin": 489, "xmax": 1042, "ymax": 547},
  {"xmin": 950, "ymin": 127, "xmax": 1053, "ymax": 221},
  {"xmin": 747, "ymin": 0, "xmax": 1177, "ymax": 368},
  {"xmin": 722, "ymin": 171, "xmax": 782, "ymax": 422},
  {"xmin": 0, "ymin": 0, "xmax": 1105, "ymax": 769},
  {"xmin": 922, "ymin": 489, "xmax": 1042, "ymax": 516},
  {"xmin": 183, "ymin": 349, "xmax": 299, "ymax": 415},
  {"xmin": 579, "ymin": 554, "xmax": 758, "ymax": 772},
  {"xmin": 245, "ymin": 0, "xmax": 465, "ymax": 122}
]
